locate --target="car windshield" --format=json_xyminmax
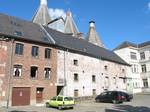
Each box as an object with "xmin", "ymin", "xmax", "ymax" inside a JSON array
[
  {"xmin": 57, "ymin": 96, "xmax": 63, "ymax": 101},
  {"xmin": 101, "ymin": 92, "xmax": 107, "ymax": 96},
  {"xmin": 64, "ymin": 97, "xmax": 73, "ymax": 101},
  {"xmin": 51, "ymin": 96, "xmax": 56, "ymax": 100}
]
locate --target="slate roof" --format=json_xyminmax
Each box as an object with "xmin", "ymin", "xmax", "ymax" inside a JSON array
[
  {"xmin": 0, "ymin": 13, "xmax": 129, "ymax": 66},
  {"xmin": 138, "ymin": 41, "xmax": 150, "ymax": 48},
  {"xmin": 0, "ymin": 13, "xmax": 53, "ymax": 44},
  {"xmin": 113, "ymin": 41, "xmax": 150, "ymax": 51},
  {"xmin": 44, "ymin": 26, "xmax": 129, "ymax": 66},
  {"xmin": 113, "ymin": 41, "xmax": 138, "ymax": 51}
]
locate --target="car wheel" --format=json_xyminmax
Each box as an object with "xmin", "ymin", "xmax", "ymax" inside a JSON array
[
  {"xmin": 70, "ymin": 107, "xmax": 74, "ymax": 109},
  {"xmin": 96, "ymin": 99, "xmax": 100, "ymax": 102},
  {"xmin": 46, "ymin": 102, "xmax": 49, "ymax": 107},
  {"xmin": 58, "ymin": 106, "xmax": 62, "ymax": 110},
  {"xmin": 127, "ymin": 99, "xmax": 131, "ymax": 102},
  {"xmin": 112, "ymin": 100, "xmax": 118, "ymax": 104}
]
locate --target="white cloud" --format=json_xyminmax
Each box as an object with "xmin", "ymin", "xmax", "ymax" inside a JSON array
[
  {"xmin": 49, "ymin": 8, "xmax": 66, "ymax": 19},
  {"xmin": 148, "ymin": 2, "xmax": 150, "ymax": 10}
]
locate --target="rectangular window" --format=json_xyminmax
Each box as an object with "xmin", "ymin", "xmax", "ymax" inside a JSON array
[
  {"xmin": 141, "ymin": 64, "xmax": 147, "ymax": 73},
  {"xmin": 13, "ymin": 65, "xmax": 22, "ymax": 77},
  {"xmin": 92, "ymin": 75, "xmax": 96, "ymax": 82},
  {"xmin": 15, "ymin": 43, "xmax": 23, "ymax": 55},
  {"xmin": 130, "ymin": 52, "xmax": 137, "ymax": 60},
  {"xmin": 92, "ymin": 89, "xmax": 96, "ymax": 96},
  {"xmin": 113, "ymin": 77, "xmax": 116, "ymax": 84},
  {"xmin": 32, "ymin": 46, "xmax": 39, "ymax": 57},
  {"xmin": 74, "ymin": 89, "xmax": 78, "ymax": 97},
  {"xmin": 30, "ymin": 66, "xmax": 38, "ymax": 78},
  {"xmin": 74, "ymin": 73, "xmax": 78, "ymax": 81},
  {"xmin": 143, "ymin": 79, "xmax": 148, "ymax": 88},
  {"xmin": 140, "ymin": 52, "xmax": 145, "ymax": 60},
  {"xmin": 73, "ymin": 60, "xmax": 78, "ymax": 66},
  {"xmin": 105, "ymin": 77, "xmax": 109, "ymax": 88},
  {"xmin": 104, "ymin": 65, "xmax": 108, "ymax": 71},
  {"xmin": 45, "ymin": 48, "xmax": 51, "ymax": 59},
  {"xmin": 44, "ymin": 68, "xmax": 51, "ymax": 79}
]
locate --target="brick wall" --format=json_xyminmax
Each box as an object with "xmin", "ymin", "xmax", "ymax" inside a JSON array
[{"xmin": 0, "ymin": 39, "xmax": 57, "ymax": 106}]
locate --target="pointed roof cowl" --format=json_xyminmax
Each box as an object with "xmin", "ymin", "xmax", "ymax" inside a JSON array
[
  {"xmin": 32, "ymin": 0, "xmax": 51, "ymax": 25},
  {"xmin": 87, "ymin": 21, "xmax": 104, "ymax": 47},
  {"xmin": 64, "ymin": 11, "xmax": 79, "ymax": 37}
]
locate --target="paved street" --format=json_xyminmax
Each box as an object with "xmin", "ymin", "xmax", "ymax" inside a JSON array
[{"xmin": 1, "ymin": 94, "xmax": 150, "ymax": 112}]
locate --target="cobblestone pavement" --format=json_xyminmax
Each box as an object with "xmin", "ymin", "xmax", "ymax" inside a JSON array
[{"xmin": 0, "ymin": 94, "xmax": 150, "ymax": 112}]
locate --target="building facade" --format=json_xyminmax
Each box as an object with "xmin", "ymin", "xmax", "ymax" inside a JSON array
[
  {"xmin": 0, "ymin": 0, "xmax": 130, "ymax": 107},
  {"xmin": 57, "ymin": 49, "xmax": 128, "ymax": 97},
  {"xmin": 114, "ymin": 41, "xmax": 150, "ymax": 93}
]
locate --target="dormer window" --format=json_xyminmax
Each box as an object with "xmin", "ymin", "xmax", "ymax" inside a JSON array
[{"xmin": 14, "ymin": 31, "xmax": 23, "ymax": 36}]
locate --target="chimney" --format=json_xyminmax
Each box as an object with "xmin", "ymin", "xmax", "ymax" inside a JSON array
[
  {"xmin": 89, "ymin": 21, "xmax": 95, "ymax": 28},
  {"xmin": 40, "ymin": 0, "xmax": 47, "ymax": 5}
]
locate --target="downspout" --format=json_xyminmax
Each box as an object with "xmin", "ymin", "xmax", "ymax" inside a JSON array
[
  {"xmin": 64, "ymin": 49, "xmax": 68, "ymax": 96},
  {"xmin": 6, "ymin": 39, "xmax": 14, "ymax": 108}
]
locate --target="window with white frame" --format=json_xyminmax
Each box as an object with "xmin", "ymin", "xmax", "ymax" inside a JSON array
[
  {"xmin": 44, "ymin": 68, "xmax": 51, "ymax": 79},
  {"xmin": 130, "ymin": 52, "xmax": 137, "ymax": 60},
  {"xmin": 140, "ymin": 52, "xmax": 145, "ymax": 60},
  {"xmin": 141, "ymin": 64, "xmax": 147, "ymax": 73},
  {"xmin": 13, "ymin": 65, "xmax": 22, "ymax": 77}
]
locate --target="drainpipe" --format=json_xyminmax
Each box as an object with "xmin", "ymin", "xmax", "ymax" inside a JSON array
[
  {"xmin": 6, "ymin": 39, "xmax": 14, "ymax": 108},
  {"xmin": 63, "ymin": 49, "xmax": 68, "ymax": 96}
]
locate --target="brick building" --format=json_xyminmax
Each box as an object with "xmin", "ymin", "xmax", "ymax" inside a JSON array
[{"xmin": 0, "ymin": 14, "xmax": 57, "ymax": 106}]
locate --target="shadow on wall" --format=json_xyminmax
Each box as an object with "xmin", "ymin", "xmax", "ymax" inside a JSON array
[{"xmin": 105, "ymin": 105, "xmax": 150, "ymax": 112}]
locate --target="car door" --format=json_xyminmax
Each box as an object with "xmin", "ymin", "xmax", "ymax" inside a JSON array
[
  {"xmin": 64, "ymin": 97, "xmax": 74, "ymax": 105},
  {"xmin": 105, "ymin": 91, "xmax": 112, "ymax": 102},
  {"xmin": 100, "ymin": 92, "xmax": 108, "ymax": 102},
  {"xmin": 49, "ymin": 96, "xmax": 57, "ymax": 107},
  {"xmin": 56, "ymin": 96, "xmax": 63, "ymax": 106}
]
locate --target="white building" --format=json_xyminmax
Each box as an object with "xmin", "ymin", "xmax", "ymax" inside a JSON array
[{"xmin": 114, "ymin": 41, "xmax": 150, "ymax": 93}]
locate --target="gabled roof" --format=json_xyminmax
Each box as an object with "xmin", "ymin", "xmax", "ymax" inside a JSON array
[
  {"xmin": 64, "ymin": 11, "xmax": 79, "ymax": 37},
  {"xmin": 113, "ymin": 41, "xmax": 138, "ymax": 51},
  {"xmin": 47, "ymin": 17, "xmax": 65, "ymax": 33},
  {"xmin": 0, "ymin": 13, "xmax": 129, "ymax": 66},
  {"xmin": 139, "ymin": 41, "xmax": 150, "ymax": 48},
  {"xmin": 86, "ymin": 21, "xmax": 104, "ymax": 47},
  {"xmin": 32, "ymin": 0, "xmax": 51, "ymax": 25},
  {"xmin": 0, "ymin": 13, "xmax": 54, "ymax": 44},
  {"xmin": 113, "ymin": 41, "xmax": 150, "ymax": 51}
]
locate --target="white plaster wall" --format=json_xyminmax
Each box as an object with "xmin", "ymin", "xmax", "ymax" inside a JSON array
[
  {"xmin": 115, "ymin": 47, "xmax": 143, "ymax": 93},
  {"xmin": 57, "ymin": 49, "xmax": 128, "ymax": 97}
]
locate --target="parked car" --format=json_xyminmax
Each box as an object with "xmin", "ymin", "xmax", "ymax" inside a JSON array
[
  {"xmin": 95, "ymin": 91, "xmax": 125, "ymax": 104},
  {"xmin": 120, "ymin": 91, "xmax": 133, "ymax": 101},
  {"xmin": 46, "ymin": 95, "xmax": 75, "ymax": 110}
]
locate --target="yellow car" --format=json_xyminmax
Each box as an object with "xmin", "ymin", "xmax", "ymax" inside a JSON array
[{"xmin": 46, "ymin": 96, "xmax": 75, "ymax": 110}]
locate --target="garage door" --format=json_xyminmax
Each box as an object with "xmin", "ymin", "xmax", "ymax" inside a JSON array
[{"xmin": 12, "ymin": 87, "xmax": 30, "ymax": 106}]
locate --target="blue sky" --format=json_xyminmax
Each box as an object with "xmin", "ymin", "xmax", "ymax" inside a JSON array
[{"xmin": 0, "ymin": 0, "xmax": 150, "ymax": 49}]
